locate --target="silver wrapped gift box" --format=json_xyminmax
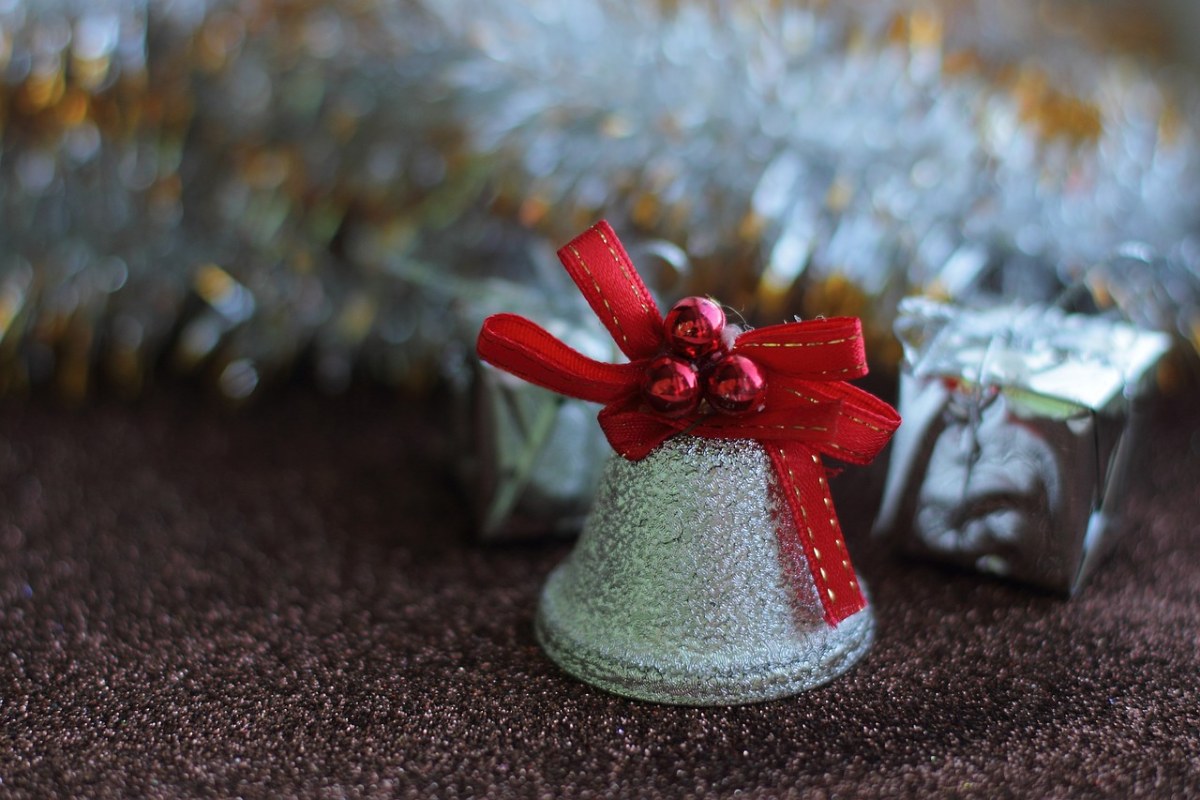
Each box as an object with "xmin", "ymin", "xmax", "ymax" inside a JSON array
[
  {"xmin": 446, "ymin": 277, "xmax": 617, "ymax": 540},
  {"xmin": 442, "ymin": 234, "xmax": 685, "ymax": 540},
  {"xmin": 873, "ymin": 298, "xmax": 1172, "ymax": 593},
  {"xmin": 460, "ymin": 360, "xmax": 611, "ymax": 540}
]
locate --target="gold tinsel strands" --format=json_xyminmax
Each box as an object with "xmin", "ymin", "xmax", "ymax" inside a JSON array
[{"xmin": 0, "ymin": 0, "xmax": 1196, "ymax": 401}]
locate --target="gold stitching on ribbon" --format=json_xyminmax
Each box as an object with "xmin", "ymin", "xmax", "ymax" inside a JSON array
[
  {"xmin": 568, "ymin": 243, "xmax": 629, "ymax": 348},
  {"xmin": 785, "ymin": 388, "xmax": 889, "ymax": 434},
  {"xmin": 594, "ymin": 225, "xmax": 653, "ymax": 319},
  {"xmin": 740, "ymin": 336, "xmax": 854, "ymax": 348}
]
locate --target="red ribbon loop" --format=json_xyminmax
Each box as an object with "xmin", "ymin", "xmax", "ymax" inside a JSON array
[
  {"xmin": 733, "ymin": 318, "xmax": 868, "ymax": 381},
  {"xmin": 476, "ymin": 220, "xmax": 900, "ymax": 627},
  {"xmin": 556, "ymin": 220, "xmax": 664, "ymax": 361},
  {"xmin": 477, "ymin": 314, "xmax": 640, "ymax": 405}
]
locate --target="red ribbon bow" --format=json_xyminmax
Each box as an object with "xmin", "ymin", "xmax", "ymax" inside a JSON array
[{"xmin": 477, "ymin": 221, "xmax": 900, "ymax": 626}]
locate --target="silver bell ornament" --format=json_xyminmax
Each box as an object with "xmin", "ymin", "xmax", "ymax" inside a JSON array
[
  {"xmin": 537, "ymin": 436, "xmax": 874, "ymax": 705},
  {"xmin": 477, "ymin": 221, "xmax": 900, "ymax": 705}
]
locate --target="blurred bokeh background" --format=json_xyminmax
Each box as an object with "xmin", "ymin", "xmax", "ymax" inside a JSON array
[{"xmin": 1, "ymin": 0, "xmax": 1199, "ymax": 405}]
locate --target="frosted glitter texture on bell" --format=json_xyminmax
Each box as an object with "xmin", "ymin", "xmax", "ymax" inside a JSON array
[{"xmin": 536, "ymin": 436, "xmax": 874, "ymax": 705}]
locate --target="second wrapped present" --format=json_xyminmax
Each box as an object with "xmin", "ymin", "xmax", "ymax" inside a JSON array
[{"xmin": 874, "ymin": 298, "xmax": 1171, "ymax": 593}]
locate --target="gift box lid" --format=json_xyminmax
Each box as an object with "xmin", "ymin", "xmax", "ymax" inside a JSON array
[{"xmin": 895, "ymin": 298, "xmax": 1172, "ymax": 413}]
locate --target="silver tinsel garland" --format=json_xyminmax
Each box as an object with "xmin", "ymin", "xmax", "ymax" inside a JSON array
[{"xmin": 1, "ymin": 0, "xmax": 1198, "ymax": 400}]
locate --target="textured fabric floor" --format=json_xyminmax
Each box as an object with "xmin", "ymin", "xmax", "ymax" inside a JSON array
[{"xmin": 0, "ymin": 389, "xmax": 1196, "ymax": 798}]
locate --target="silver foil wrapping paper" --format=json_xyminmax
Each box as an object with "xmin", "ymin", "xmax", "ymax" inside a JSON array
[
  {"xmin": 874, "ymin": 299, "xmax": 1172, "ymax": 592},
  {"xmin": 445, "ymin": 246, "xmax": 619, "ymax": 539},
  {"xmin": 457, "ymin": 369, "xmax": 610, "ymax": 540},
  {"xmin": 537, "ymin": 436, "xmax": 873, "ymax": 705},
  {"xmin": 445, "ymin": 231, "xmax": 686, "ymax": 540}
]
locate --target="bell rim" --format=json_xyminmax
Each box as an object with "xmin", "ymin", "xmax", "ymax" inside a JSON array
[{"xmin": 535, "ymin": 573, "xmax": 876, "ymax": 706}]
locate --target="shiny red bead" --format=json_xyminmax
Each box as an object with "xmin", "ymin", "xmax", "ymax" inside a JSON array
[
  {"xmin": 703, "ymin": 354, "xmax": 767, "ymax": 416},
  {"xmin": 641, "ymin": 355, "xmax": 701, "ymax": 418},
  {"xmin": 663, "ymin": 296, "xmax": 726, "ymax": 360}
]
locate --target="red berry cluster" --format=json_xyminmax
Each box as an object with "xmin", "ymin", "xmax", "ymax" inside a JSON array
[{"xmin": 640, "ymin": 297, "xmax": 767, "ymax": 419}]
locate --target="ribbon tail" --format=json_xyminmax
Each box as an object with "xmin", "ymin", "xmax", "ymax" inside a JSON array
[
  {"xmin": 766, "ymin": 442, "xmax": 867, "ymax": 627},
  {"xmin": 557, "ymin": 221, "xmax": 665, "ymax": 361}
]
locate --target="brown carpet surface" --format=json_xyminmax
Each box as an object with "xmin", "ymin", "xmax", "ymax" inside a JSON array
[{"xmin": 0, "ymin": 389, "xmax": 1197, "ymax": 798}]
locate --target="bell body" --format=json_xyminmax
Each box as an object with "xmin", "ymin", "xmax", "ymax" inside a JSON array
[{"xmin": 536, "ymin": 436, "xmax": 873, "ymax": 705}]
